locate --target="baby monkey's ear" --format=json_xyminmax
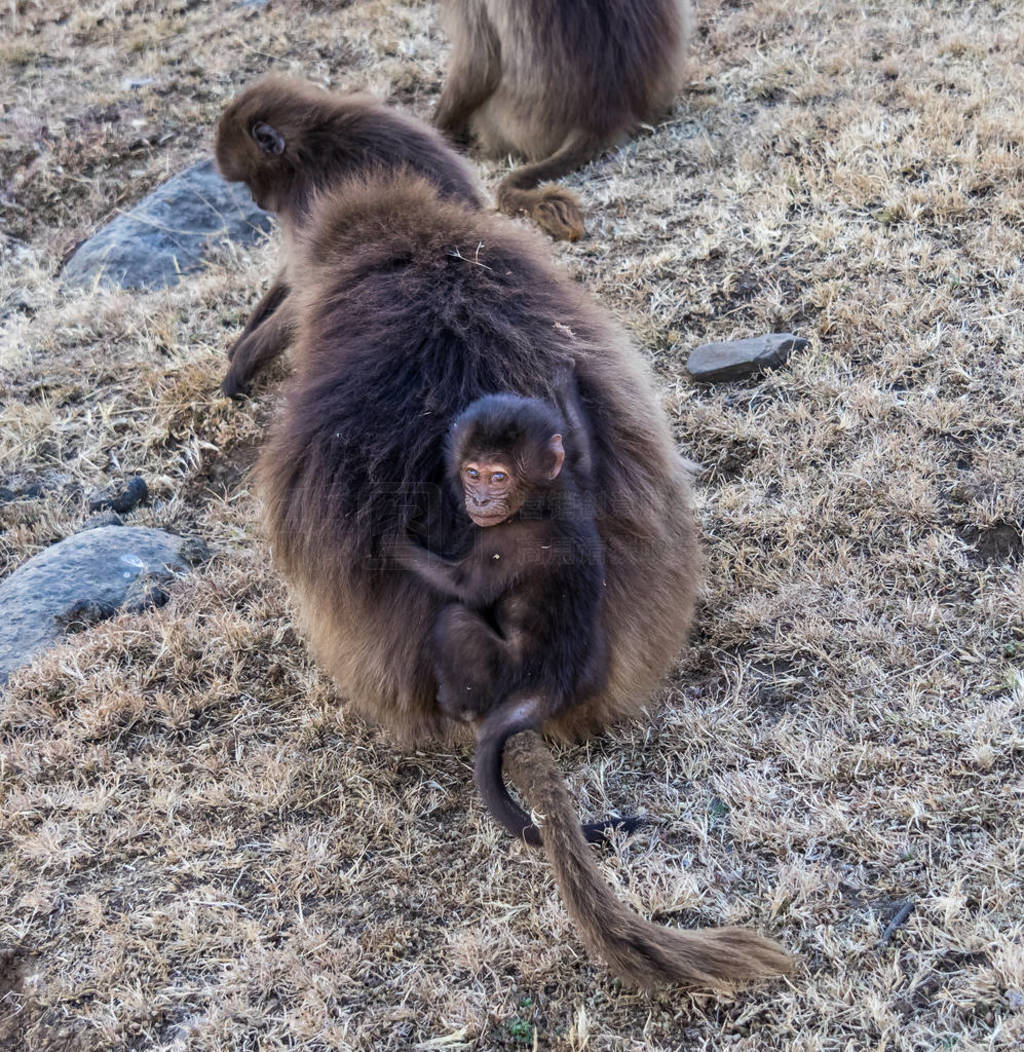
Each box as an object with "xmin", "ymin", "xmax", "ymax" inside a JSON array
[{"xmin": 546, "ymin": 434, "xmax": 565, "ymax": 479}]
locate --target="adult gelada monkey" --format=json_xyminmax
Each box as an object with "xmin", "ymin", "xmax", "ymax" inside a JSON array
[
  {"xmin": 258, "ymin": 172, "xmax": 793, "ymax": 988},
  {"xmin": 436, "ymin": 0, "xmax": 692, "ymax": 241},
  {"xmin": 214, "ymin": 76, "xmax": 482, "ymax": 397}
]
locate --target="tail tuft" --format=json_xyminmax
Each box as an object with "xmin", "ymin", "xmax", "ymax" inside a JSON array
[
  {"xmin": 496, "ymin": 183, "xmax": 586, "ymax": 242},
  {"xmin": 503, "ymin": 730, "xmax": 795, "ymax": 989}
]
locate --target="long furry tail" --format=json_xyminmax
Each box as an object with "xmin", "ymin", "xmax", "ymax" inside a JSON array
[
  {"xmin": 493, "ymin": 129, "xmax": 599, "ymax": 242},
  {"xmin": 502, "ymin": 730, "xmax": 795, "ymax": 989},
  {"xmin": 474, "ymin": 698, "xmax": 644, "ymax": 847}
]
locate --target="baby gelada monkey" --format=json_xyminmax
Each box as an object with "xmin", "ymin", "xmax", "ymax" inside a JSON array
[
  {"xmin": 391, "ymin": 394, "xmax": 620, "ymax": 844},
  {"xmin": 393, "ymin": 394, "xmax": 604, "ymax": 722}
]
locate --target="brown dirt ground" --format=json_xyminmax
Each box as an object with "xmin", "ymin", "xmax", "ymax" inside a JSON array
[{"xmin": 2, "ymin": 0, "xmax": 1023, "ymax": 1049}]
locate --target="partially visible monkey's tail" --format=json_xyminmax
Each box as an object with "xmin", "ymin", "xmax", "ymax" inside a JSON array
[
  {"xmin": 495, "ymin": 130, "xmax": 601, "ymax": 242},
  {"xmin": 502, "ymin": 730, "xmax": 796, "ymax": 989},
  {"xmin": 474, "ymin": 699, "xmax": 643, "ymax": 848}
]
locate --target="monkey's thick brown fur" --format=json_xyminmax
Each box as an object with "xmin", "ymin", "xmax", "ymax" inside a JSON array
[
  {"xmin": 258, "ymin": 173, "xmax": 792, "ymax": 986},
  {"xmin": 437, "ymin": 0, "xmax": 692, "ymax": 241},
  {"xmin": 215, "ymin": 76, "xmax": 482, "ymax": 397}
]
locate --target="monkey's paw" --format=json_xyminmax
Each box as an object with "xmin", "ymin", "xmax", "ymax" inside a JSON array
[
  {"xmin": 384, "ymin": 534, "xmax": 419, "ymax": 565},
  {"xmin": 220, "ymin": 366, "xmax": 250, "ymax": 400}
]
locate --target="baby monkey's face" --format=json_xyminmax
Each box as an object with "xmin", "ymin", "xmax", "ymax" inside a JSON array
[{"xmin": 460, "ymin": 459, "xmax": 522, "ymax": 527}]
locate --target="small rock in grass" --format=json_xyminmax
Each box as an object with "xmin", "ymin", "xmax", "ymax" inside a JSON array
[
  {"xmin": 960, "ymin": 522, "xmax": 1023, "ymax": 565},
  {"xmin": 88, "ymin": 475, "xmax": 149, "ymax": 514},
  {"xmin": 0, "ymin": 483, "xmax": 44, "ymax": 502},
  {"xmin": 687, "ymin": 333, "xmax": 808, "ymax": 383},
  {"xmin": 0, "ymin": 525, "xmax": 210, "ymax": 684}
]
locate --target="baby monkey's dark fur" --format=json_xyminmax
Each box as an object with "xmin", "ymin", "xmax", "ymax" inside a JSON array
[
  {"xmin": 392, "ymin": 395, "xmax": 635, "ymax": 845},
  {"xmin": 215, "ymin": 76, "xmax": 482, "ymax": 397}
]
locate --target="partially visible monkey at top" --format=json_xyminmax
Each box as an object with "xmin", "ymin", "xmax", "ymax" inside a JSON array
[
  {"xmin": 214, "ymin": 75, "xmax": 482, "ymax": 398},
  {"xmin": 436, "ymin": 0, "xmax": 693, "ymax": 241}
]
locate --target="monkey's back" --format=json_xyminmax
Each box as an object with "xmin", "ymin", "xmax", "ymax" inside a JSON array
[
  {"xmin": 467, "ymin": 0, "xmax": 691, "ymax": 159},
  {"xmin": 259, "ymin": 173, "xmax": 699, "ymax": 744}
]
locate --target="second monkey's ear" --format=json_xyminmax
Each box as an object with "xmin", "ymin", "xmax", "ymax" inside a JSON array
[
  {"xmin": 546, "ymin": 434, "xmax": 565, "ymax": 479},
  {"xmin": 251, "ymin": 121, "xmax": 286, "ymax": 156}
]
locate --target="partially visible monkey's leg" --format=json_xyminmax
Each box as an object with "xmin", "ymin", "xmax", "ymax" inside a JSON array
[
  {"xmin": 433, "ymin": 604, "xmax": 512, "ymax": 721},
  {"xmin": 495, "ymin": 131, "xmax": 603, "ymax": 242},
  {"xmin": 435, "ymin": 1, "xmax": 501, "ymax": 142},
  {"xmin": 227, "ymin": 274, "xmax": 289, "ymax": 361},
  {"xmin": 221, "ymin": 293, "xmax": 297, "ymax": 398}
]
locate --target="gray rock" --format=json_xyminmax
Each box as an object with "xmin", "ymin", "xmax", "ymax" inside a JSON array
[
  {"xmin": 687, "ymin": 333, "xmax": 809, "ymax": 383},
  {"xmin": 62, "ymin": 160, "xmax": 274, "ymax": 290},
  {"xmin": 88, "ymin": 475, "xmax": 149, "ymax": 514},
  {"xmin": 0, "ymin": 526, "xmax": 209, "ymax": 685}
]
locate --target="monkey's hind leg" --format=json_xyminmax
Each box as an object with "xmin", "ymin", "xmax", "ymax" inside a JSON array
[
  {"xmin": 435, "ymin": 2, "xmax": 500, "ymax": 144},
  {"xmin": 433, "ymin": 604, "xmax": 508, "ymax": 722},
  {"xmin": 495, "ymin": 131, "xmax": 602, "ymax": 242}
]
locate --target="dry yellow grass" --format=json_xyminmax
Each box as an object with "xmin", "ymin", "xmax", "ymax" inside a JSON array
[{"xmin": 2, "ymin": 0, "xmax": 1023, "ymax": 1049}]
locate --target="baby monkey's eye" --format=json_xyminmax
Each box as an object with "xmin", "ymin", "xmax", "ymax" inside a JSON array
[
  {"xmin": 492, "ymin": 472, "xmax": 507, "ymax": 483},
  {"xmin": 466, "ymin": 468, "xmax": 480, "ymax": 480}
]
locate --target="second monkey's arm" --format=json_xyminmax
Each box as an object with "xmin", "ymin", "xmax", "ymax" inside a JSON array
[
  {"xmin": 222, "ymin": 279, "xmax": 297, "ymax": 398},
  {"xmin": 227, "ymin": 272, "xmax": 289, "ymax": 360}
]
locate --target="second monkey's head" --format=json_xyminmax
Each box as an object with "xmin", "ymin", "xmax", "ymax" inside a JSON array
[
  {"xmin": 215, "ymin": 75, "xmax": 483, "ymax": 219},
  {"xmin": 216, "ymin": 76, "xmax": 346, "ymax": 217}
]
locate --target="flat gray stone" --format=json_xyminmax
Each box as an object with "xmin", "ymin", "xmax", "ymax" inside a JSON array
[
  {"xmin": 687, "ymin": 333, "xmax": 808, "ymax": 383},
  {"xmin": 0, "ymin": 526, "xmax": 209, "ymax": 685},
  {"xmin": 62, "ymin": 159, "xmax": 273, "ymax": 290}
]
